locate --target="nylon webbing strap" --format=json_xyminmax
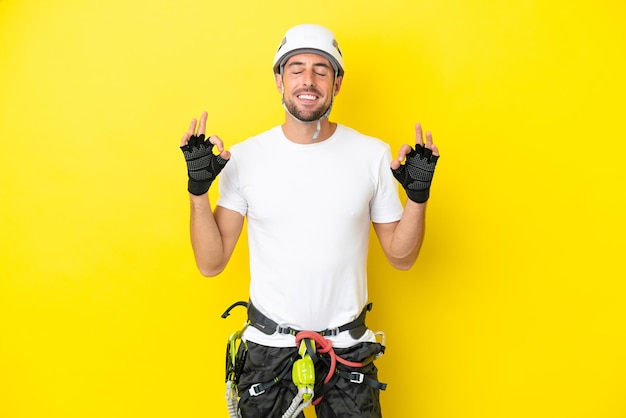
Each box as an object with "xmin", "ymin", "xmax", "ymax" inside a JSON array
[
  {"xmin": 336, "ymin": 370, "xmax": 387, "ymax": 390},
  {"xmin": 247, "ymin": 302, "xmax": 372, "ymax": 338}
]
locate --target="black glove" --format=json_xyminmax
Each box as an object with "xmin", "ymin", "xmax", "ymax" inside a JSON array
[
  {"xmin": 392, "ymin": 144, "xmax": 439, "ymax": 203},
  {"xmin": 180, "ymin": 134, "xmax": 229, "ymax": 196}
]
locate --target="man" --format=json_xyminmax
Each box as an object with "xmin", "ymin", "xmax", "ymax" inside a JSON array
[{"xmin": 180, "ymin": 24, "xmax": 439, "ymax": 418}]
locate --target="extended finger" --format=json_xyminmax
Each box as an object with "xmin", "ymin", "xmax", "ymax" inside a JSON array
[
  {"xmin": 180, "ymin": 132, "xmax": 190, "ymax": 147},
  {"xmin": 197, "ymin": 111, "xmax": 208, "ymax": 137},
  {"xmin": 431, "ymin": 143, "xmax": 440, "ymax": 157},
  {"xmin": 188, "ymin": 118, "xmax": 197, "ymax": 136},
  {"xmin": 181, "ymin": 117, "xmax": 197, "ymax": 146},
  {"xmin": 415, "ymin": 123, "xmax": 424, "ymax": 146},
  {"xmin": 425, "ymin": 131, "xmax": 433, "ymax": 149}
]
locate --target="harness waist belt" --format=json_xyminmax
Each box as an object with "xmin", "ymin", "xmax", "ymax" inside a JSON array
[{"xmin": 248, "ymin": 302, "xmax": 373, "ymax": 339}]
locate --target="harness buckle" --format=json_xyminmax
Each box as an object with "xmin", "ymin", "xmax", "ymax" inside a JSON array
[
  {"xmin": 322, "ymin": 327, "xmax": 340, "ymax": 337},
  {"xmin": 249, "ymin": 383, "xmax": 266, "ymax": 397},
  {"xmin": 349, "ymin": 372, "xmax": 364, "ymax": 384},
  {"xmin": 276, "ymin": 324, "xmax": 296, "ymax": 335}
]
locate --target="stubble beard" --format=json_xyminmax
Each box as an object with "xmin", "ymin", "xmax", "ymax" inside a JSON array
[{"xmin": 284, "ymin": 95, "xmax": 330, "ymax": 122}]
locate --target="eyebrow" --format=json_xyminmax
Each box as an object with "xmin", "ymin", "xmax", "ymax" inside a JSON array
[{"xmin": 286, "ymin": 61, "xmax": 332, "ymax": 70}]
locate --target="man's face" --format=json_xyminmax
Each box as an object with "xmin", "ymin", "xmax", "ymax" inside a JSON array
[{"xmin": 276, "ymin": 53, "xmax": 342, "ymax": 122}]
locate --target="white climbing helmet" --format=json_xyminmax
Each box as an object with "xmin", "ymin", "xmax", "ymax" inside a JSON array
[{"xmin": 273, "ymin": 24, "xmax": 344, "ymax": 77}]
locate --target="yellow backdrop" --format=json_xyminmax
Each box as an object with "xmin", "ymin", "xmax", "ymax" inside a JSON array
[{"xmin": 1, "ymin": 1, "xmax": 625, "ymax": 417}]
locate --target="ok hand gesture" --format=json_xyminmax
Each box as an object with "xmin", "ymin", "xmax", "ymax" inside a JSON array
[
  {"xmin": 391, "ymin": 123, "xmax": 440, "ymax": 204},
  {"xmin": 180, "ymin": 112, "xmax": 231, "ymax": 196}
]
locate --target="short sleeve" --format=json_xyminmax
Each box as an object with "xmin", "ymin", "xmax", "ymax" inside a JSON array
[
  {"xmin": 370, "ymin": 145, "xmax": 403, "ymax": 223},
  {"xmin": 216, "ymin": 156, "xmax": 248, "ymax": 217}
]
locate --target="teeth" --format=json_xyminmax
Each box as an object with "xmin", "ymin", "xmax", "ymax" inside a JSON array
[{"xmin": 298, "ymin": 94, "xmax": 317, "ymax": 100}]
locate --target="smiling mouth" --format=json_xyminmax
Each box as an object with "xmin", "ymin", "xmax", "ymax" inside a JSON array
[{"xmin": 297, "ymin": 94, "xmax": 318, "ymax": 101}]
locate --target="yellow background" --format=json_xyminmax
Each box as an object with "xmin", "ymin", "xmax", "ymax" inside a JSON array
[{"xmin": 1, "ymin": 1, "xmax": 625, "ymax": 417}]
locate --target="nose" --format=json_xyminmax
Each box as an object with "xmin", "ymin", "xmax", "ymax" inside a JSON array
[{"xmin": 302, "ymin": 69, "xmax": 316, "ymax": 87}]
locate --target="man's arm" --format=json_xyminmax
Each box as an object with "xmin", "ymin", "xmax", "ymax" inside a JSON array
[
  {"xmin": 374, "ymin": 123, "xmax": 439, "ymax": 270},
  {"xmin": 373, "ymin": 201, "xmax": 427, "ymax": 270},
  {"xmin": 189, "ymin": 196, "xmax": 244, "ymax": 276},
  {"xmin": 180, "ymin": 112, "xmax": 243, "ymax": 276}
]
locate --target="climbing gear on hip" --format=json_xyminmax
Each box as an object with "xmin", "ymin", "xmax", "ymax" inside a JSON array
[
  {"xmin": 224, "ymin": 323, "xmax": 248, "ymax": 418},
  {"xmin": 220, "ymin": 301, "xmax": 387, "ymax": 417}
]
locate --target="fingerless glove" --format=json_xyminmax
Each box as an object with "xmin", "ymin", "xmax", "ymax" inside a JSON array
[
  {"xmin": 180, "ymin": 134, "xmax": 229, "ymax": 196},
  {"xmin": 392, "ymin": 144, "xmax": 439, "ymax": 203}
]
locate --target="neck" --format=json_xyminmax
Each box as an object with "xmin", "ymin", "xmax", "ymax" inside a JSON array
[{"xmin": 281, "ymin": 116, "xmax": 336, "ymax": 144}]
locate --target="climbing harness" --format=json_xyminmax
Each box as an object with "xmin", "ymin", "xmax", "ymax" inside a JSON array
[
  {"xmin": 220, "ymin": 301, "xmax": 387, "ymax": 417},
  {"xmin": 247, "ymin": 301, "xmax": 372, "ymax": 339}
]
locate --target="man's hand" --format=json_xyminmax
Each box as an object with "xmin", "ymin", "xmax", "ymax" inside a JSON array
[
  {"xmin": 180, "ymin": 112, "xmax": 231, "ymax": 196},
  {"xmin": 391, "ymin": 123, "xmax": 440, "ymax": 204}
]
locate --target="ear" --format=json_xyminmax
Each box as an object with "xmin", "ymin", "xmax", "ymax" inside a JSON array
[
  {"xmin": 333, "ymin": 75, "xmax": 343, "ymax": 96},
  {"xmin": 275, "ymin": 73, "xmax": 284, "ymax": 94}
]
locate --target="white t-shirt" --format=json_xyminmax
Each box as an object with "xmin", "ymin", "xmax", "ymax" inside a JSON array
[{"xmin": 217, "ymin": 124, "xmax": 403, "ymax": 347}]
